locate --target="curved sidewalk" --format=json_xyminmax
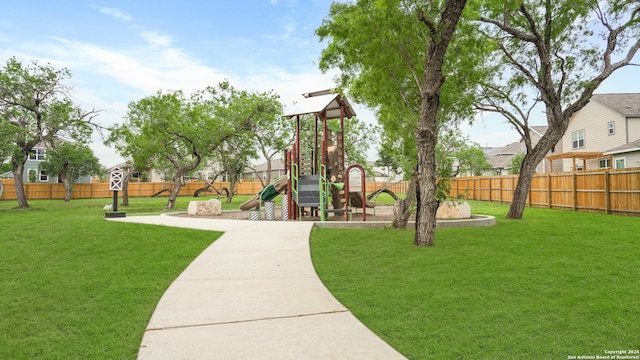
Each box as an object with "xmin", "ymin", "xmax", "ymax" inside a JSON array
[{"xmin": 108, "ymin": 215, "xmax": 406, "ymax": 360}]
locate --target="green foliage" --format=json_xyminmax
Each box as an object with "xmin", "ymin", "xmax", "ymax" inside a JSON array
[
  {"xmin": 311, "ymin": 201, "xmax": 640, "ymax": 358},
  {"xmin": 344, "ymin": 117, "xmax": 379, "ymax": 168},
  {"xmin": 456, "ymin": 145, "xmax": 492, "ymax": 176},
  {"xmin": 317, "ymin": 0, "xmax": 490, "ymax": 174},
  {"xmin": 38, "ymin": 143, "xmax": 102, "ymax": 183},
  {"xmin": 510, "ymin": 152, "xmax": 525, "ymax": 174},
  {"xmin": 216, "ymin": 87, "xmax": 284, "ymax": 188},
  {"xmin": 0, "ymin": 57, "xmax": 99, "ymax": 207},
  {"xmin": 477, "ymin": 1, "xmax": 640, "ymax": 219},
  {"xmin": 108, "ymin": 81, "xmax": 285, "ymax": 207},
  {"xmin": 0, "ymin": 162, "xmax": 11, "ymax": 174},
  {"xmin": 247, "ymin": 90, "xmax": 290, "ymax": 182}
]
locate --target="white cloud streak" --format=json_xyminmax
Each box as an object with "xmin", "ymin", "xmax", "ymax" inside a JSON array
[{"xmin": 92, "ymin": 6, "xmax": 133, "ymax": 22}]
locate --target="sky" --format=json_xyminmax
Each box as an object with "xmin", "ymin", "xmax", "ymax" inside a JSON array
[{"xmin": 1, "ymin": 1, "xmax": 639, "ymax": 167}]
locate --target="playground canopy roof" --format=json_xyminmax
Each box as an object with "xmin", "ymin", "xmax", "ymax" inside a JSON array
[{"xmin": 282, "ymin": 91, "xmax": 356, "ymax": 120}]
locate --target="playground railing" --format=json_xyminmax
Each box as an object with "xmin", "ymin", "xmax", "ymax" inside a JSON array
[{"xmin": 319, "ymin": 163, "xmax": 328, "ymax": 222}]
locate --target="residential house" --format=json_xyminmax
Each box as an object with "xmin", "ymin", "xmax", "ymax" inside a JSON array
[
  {"xmin": 4, "ymin": 143, "xmax": 92, "ymax": 184},
  {"xmin": 485, "ymin": 142, "xmax": 521, "ymax": 175},
  {"xmin": 548, "ymin": 93, "xmax": 640, "ymax": 171},
  {"xmin": 243, "ymin": 159, "xmax": 287, "ymax": 182},
  {"xmin": 107, "ymin": 162, "xmax": 224, "ymax": 183},
  {"xmin": 481, "ymin": 125, "xmax": 561, "ymax": 175}
]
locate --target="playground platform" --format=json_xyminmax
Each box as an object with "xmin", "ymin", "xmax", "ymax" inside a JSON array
[{"xmin": 107, "ymin": 214, "xmax": 406, "ymax": 359}]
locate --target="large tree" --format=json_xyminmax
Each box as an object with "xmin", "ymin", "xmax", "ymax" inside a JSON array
[
  {"xmin": 0, "ymin": 57, "xmax": 99, "ymax": 208},
  {"xmin": 478, "ymin": 0, "xmax": 640, "ymax": 219},
  {"xmin": 343, "ymin": 117, "xmax": 379, "ymax": 168},
  {"xmin": 317, "ymin": 0, "xmax": 481, "ymax": 245},
  {"xmin": 38, "ymin": 142, "xmax": 102, "ymax": 201},
  {"xmin": 246, "ymin": 90, "xmax": 289, "ymax": 185},
  {"xmin": 107, "ymin": 82, "xmax": 271, "ymax": 210}
]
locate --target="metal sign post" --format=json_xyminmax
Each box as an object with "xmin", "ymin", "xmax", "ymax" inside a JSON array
[{"xmin": 109, "ymin": 168, "xmax": 123, "ymax": 213}]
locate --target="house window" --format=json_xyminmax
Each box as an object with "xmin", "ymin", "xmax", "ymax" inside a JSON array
[
  {"xmin": 29, "ymin": 149, "xmax": 46, "ymax": 161},
  {"xmin": 607, "ymin": 121, "xmax": 615, "ymax": 135},
  {"xmin": 615, "ymin": 157, "xmax": 626, "ymax": 169},
  {"xmin": 571, "ymin": 130, "xmax": 585, "ymax": 149},
  {"xmin": 598, "ymin": 158, "xmax": 610, "ymax": 169},
  {"xmin": 39, "ymin": 171, "xmax": 48, "ymax": 182}
]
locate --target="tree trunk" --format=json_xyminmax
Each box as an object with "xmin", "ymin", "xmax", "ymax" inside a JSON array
[
  {"xmin": 266, "ymin": 157, "xmax": 273, "ymax": 185},
  {"xmin": 227, "ymin": 174, "xmax": 237, "ymax": 203},
  {"xmin": 121, "ymin": 170, "xmax": 131, "ymax": 206},
  {"xmin": 413, "ymin": 0, "xmax": 467, "ymax": 246},
  {"xmin": 415, "ymin": 101, "xmax": 440, "ymax": 246},
  {"xmin": 392, "ymin": 176, "xmax": 416, "ymax": 228},
  {"xmin": 62, "ymin": 177, "xmax": 72, "ymax": 202},
  {"xmin": 507, "ymin": 126, "xmax": 565, "ymax": 219},
  {"xmin": 60, "ymin": 163, "xmax": 72, "ymax": 202},
  {"xmin": 11, "ymin": 158, "xmax": 29, "ymax": 208},
  {"xmin": 164, "ymin": 174, "xmax": 183, "ymax": 210}
]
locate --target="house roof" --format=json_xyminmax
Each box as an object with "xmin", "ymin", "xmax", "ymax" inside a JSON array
[
  {"xmin": 246, "ymin": 158, "xmax": 286, "ymax": 173},
  {"xmin": 529, "ymin": 126, "xmax": 548, "ymax": 136},
  {"xmin": 491, "ymin": 141, "xmax": 521, "ymax": 156},
  {"xmin": 282, "ymin": 90, "xmax": 356, "ymax": 119},
  {"xmin": 106, "ymin": 162, "xmax": 133, "ymax": 172},
  {"xmin": 484, "ymin": 142, "xmax": 522, "ymax": 169},
  {"xmin": 603, "ymin": 138, "xmax": 640, "ymax": 155},
  {"xmin": 487, "ymin": 154, "xmax": 514, "ymax": 169},
  {"xmin": 591, "ymin": 93, "xmax": 640, "ymax": 117}
]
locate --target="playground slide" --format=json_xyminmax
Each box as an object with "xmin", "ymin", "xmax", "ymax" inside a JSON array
[
  {"xmin": 239, "ymin": 176, "xmax": 289, "ymax": 211},
  {"xmin": 349, "ymin": 191, "xmax": 376, "ymax": 209}
]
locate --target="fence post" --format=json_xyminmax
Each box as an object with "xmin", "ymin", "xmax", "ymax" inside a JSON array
[
  {"xmin": 572, "ymin": 172, "xmax": 578, "ymax": 211},
  {"xmin": 604, "ymin": 170, "xmax": 610, "ymax": 214},
  {"xmin": 547, "ymin": 174, "xmax": 552, "ymax": 208},
  {"xmin": 465, "ymin": 178, "xmax": 469, "ymax": 199},
  {"xmin": 511, "ymin": 176, "xmax": 515, "ymax": 204}
]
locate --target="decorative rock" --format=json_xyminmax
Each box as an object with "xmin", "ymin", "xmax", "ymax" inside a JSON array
[
  {"xmin": 187, "ymin": 199, "xmax": 222, "ymax": 216},
  {"xmin": 436, "ymin": 201, "xmax": 471, "ymax": 220}
]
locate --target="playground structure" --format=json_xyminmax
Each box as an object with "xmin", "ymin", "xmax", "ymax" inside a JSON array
[{"xmin": 240, "ymin": 89, "xmax": 397, "ymax": 221}]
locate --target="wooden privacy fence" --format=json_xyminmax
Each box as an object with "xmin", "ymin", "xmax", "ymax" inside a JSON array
[
  {"xmin": 449, "ymin": 167, "xmax": 640, "ymax": 216},
  {"xmin": 0, "ymin": 179, "xmax": 410, "ymax": 202}
]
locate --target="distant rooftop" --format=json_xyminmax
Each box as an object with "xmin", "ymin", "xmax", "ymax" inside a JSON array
[{"xmin": 591, "ymin": 93, "xmax": 640, "ymax": 117}]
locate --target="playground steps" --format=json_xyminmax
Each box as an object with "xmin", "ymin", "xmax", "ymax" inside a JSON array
[{"xmin": 294, "ymin": 174, "xmax": 321, "ymax": 207}]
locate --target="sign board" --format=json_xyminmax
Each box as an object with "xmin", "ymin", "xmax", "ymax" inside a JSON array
[
  {"xmin": 348, "ymin": 167, "xmax": 363, "ymax": 192},
  {"xmin": 109, "ymin": 168, "xmax": 123, "ymax": 191}
]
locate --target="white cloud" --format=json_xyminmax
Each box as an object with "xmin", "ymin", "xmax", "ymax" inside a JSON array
[
  {"xmin": 92, "ymin": 6, "xmax": 133, "ymax": 22},
  {"xmin": 51, "ymin": 37, "xmax": 226, "ymax": 95},
  {"xmin": 140, "ymin": 31, "xmax": 173, "ymax": 47}
]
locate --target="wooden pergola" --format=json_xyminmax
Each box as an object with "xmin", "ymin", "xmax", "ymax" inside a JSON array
[{"xmin": 545, "ymin": 151, "xmax": 606, "ymax": 171}]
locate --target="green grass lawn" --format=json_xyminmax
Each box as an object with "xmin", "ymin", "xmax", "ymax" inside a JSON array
[
  {"xmin": 3, "ymin": 196, "xmax": 638, "ymax": 359},
  {"xmin": 0, "ymin": 196, "xmax": 241, "ymax": 359},
  {"xmin": 311, "ymin": 201, "xmax": 640, "ymax": 359}
]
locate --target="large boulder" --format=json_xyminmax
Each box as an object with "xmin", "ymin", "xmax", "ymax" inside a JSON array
[
  {"xmin": 436, "ymin": 200, "xmax": 471, "ymax": 220},
  {"xmin": 187, "ymin": 199, "xmax": 222, "ymax": 216}
]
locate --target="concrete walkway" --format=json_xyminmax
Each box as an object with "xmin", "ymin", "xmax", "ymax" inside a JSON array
[{"xmin": 107, "ymin": 215, "xmax": 406, "ymax": 359}]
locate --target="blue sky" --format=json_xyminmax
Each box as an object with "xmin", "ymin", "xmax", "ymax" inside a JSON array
[{"xmin": 1, "ymin": 1, "xmax": 639, "ymax": 166}]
